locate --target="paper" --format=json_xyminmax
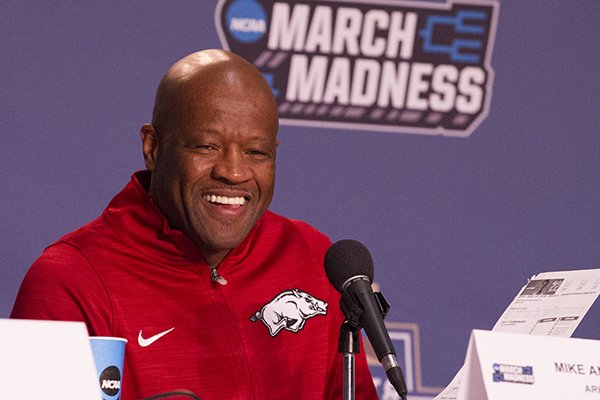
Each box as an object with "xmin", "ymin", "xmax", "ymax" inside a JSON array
[
  {"xmin": 493, "ymin": 269, "xmax": 600, "ymax": 336},
  {"xmin": 433, "ymin": 268, "xmax": 600, "ymax": 400}
]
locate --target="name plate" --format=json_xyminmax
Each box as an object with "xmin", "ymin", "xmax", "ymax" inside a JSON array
[
  {"xmin": 459, "ymin": 330, "xmax": 600, "ymax": 399},
  {"xmin": 0, "ymin": 319, "xmax": 100, "ymax": 399}
]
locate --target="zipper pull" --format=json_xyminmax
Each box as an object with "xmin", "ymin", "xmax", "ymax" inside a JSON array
[{"xmin": 210, "ymin": 268, "xmax": 228, "ymax": 285}]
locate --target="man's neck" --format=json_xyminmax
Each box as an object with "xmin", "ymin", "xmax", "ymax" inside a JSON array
[{"xmin": 202, "ymin": 249, "xmax": 230, "ymax": 270}]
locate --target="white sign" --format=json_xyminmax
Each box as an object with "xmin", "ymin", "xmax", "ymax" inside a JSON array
[
  {"xmin": 435, "ymin": 267, "xmax": 600, "ymax": 400},
  {"xmin": 460, "ymin": 330, "xmax": 600, "ymax": 399},
  {"xmin": 0, "ymin": 319, "xmax": 100, "ymax": 400}
]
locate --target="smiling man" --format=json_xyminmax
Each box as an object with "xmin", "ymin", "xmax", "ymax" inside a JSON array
[
  {"xmin": 11, "ymin": 50, "xmax": 377, "ymax": 400},
  {"xmin": 142, "ymin": 50, "xmax": 279, "ymax": 275}
]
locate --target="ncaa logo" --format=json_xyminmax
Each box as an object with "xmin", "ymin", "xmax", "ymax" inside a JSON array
[
  {"xmin": 99, "ymin": 365, "xmax": 122, "ymax": 399},
  {"xmin": 225, "ymin": 0, "xmax": 267, "ymax": 43}
]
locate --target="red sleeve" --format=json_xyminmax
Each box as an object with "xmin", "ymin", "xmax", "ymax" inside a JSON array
[
  {"xmin": 355, "ymin": 334, "xmax": 379, "ymax": 399},
  {"xmin": 291, "ymin": 218, "xmax": 333, "ymax": 253},
  {"xmin": 10, "ymin": 242, "xmax": 113, "ymax": 336}
]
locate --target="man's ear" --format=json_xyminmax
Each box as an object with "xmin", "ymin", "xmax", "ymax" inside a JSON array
[{"xmin": 141, "ymin": 124, "xmax": 159, "ymax": 171}]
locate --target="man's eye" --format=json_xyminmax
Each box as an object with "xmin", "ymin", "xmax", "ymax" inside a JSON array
[
  {"xmin": 247, "ymin": 149, "xmax": 270, "ymax": 158},
  {"xmin": 195, "ymin": 144, "xmax": 217, "ymax": 152},
  {"xmin": 248, "ymin": 150, "xmax": 266, "ymax": 156}
]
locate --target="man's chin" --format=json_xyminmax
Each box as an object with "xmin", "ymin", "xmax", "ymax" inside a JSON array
[
  {"xmin": 189, "ymin": 214, "xmax": 259, "ymax": 260},
  {"xmin": 197, "ymin": 231, "xmax": 252, "ymax": 258}
]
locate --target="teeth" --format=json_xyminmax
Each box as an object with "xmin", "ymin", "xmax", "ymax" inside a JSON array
[{"xmin": 203, "ymin": 194, "xmax": 246, "ymax": 206}]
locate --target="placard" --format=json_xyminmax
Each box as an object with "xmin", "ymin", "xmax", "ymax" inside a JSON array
[
  {"xmin": 0, "ymin": 319, "xmax": 100, "ymax": 400},
  {"xmin": 460, "ymin": 330, "xmax": 600, "ymax": 399}
]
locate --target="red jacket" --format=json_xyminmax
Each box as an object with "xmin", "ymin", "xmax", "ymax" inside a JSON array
[{"xmin": 12, "ymin": 171, "xmax": 377, "ymax": 400}]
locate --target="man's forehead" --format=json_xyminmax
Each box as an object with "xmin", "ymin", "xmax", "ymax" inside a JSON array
[{"xmin": 152, "ymin": 50, "xmax": 278, "ymax": 138}]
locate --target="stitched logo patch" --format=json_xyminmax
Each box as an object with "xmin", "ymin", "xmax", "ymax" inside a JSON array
[{"xmin": 250, "ymin": 288, "xmax": 328, "ymax": 336}]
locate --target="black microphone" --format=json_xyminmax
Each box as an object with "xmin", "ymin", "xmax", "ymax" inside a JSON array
[{"xmin": 324, "ymin": 239, "xmax": 407, "ymax": 399}]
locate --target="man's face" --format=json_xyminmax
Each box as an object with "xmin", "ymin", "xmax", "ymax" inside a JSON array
[{"xmin": 148, "ymin": 77, "xmax": 278, "ymax": 265}]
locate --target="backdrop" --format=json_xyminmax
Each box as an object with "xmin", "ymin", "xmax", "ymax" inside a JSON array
[{"xmin": 2, "ymin": 0, "xmax": 599, "ymax": 398}]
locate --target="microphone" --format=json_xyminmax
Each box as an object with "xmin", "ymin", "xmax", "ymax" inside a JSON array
[{"xmin": 324, "ymin": 239, "xmax": 407, "ymax": 399}]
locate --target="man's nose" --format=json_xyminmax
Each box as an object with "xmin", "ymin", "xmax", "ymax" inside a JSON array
[{"xmin": 211, "ymin": 149, "xmax": 251, "ymax": 184}]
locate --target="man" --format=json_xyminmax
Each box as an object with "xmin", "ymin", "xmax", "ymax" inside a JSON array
[{"xmin": 11, "ymin": 50, "xmax": 377, "ymax": 399}]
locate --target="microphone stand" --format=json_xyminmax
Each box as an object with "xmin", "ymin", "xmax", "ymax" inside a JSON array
[
  {"xmin": 337, "ymin": 290, "xmax": 405, "ymax": 400},
  {"xmin": 338, "ymin": 321, "xmax": 360, "ymax": 400}
]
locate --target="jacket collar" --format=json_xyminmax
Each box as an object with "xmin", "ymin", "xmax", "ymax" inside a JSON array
[{"xmin": 103, "ymin": 170, "xmax": 260, "ymax": 268}]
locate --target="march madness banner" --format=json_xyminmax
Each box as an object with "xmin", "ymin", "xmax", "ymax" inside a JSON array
[{"xmin": 216, "ymin": 0, "xmax": 498, "ymax": 137}]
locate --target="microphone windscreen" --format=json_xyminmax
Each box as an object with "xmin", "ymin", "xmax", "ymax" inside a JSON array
[{"xmin": 324, "ymin": 239, "xmax": 374, "ymax": 292}]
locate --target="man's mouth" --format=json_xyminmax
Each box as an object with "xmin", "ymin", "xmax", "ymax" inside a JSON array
[{"xmin": 203, "ymin": 194, "xmax": 246, "ymax": 206}]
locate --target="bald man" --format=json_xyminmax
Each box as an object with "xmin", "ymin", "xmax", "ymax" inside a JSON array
[{"xmin": 11, "ymin": 50, "xmax": 377, "ymax": 399}]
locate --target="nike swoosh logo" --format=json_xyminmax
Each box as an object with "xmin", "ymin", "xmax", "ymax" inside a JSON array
[{"xmin": 138, "ymin": 327, "xmax": 175, "ymax": 347}]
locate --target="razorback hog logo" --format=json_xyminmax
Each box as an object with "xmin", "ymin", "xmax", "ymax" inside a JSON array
[{"xmin": 251, "ymin": 289, "xmax": 328, "ymax": 336}]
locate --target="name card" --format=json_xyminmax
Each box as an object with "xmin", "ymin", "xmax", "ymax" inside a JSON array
[
  {"xmin": 459, "ymin": 330, "xmax": 600, "ymax": 400},
  {"xmin": 0, "ymin": 319, "xmax": 100, "ymax": 400}
]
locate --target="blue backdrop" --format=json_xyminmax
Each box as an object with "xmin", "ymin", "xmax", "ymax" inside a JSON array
[{"xmin": 2, "ymin": 0, "xmax": 599, "ymax": 397}]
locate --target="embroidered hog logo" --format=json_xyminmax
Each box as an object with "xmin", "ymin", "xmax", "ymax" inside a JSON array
[{"xmin": 250, "ymin": 289, "xmax": 328, "ymax": 336}]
